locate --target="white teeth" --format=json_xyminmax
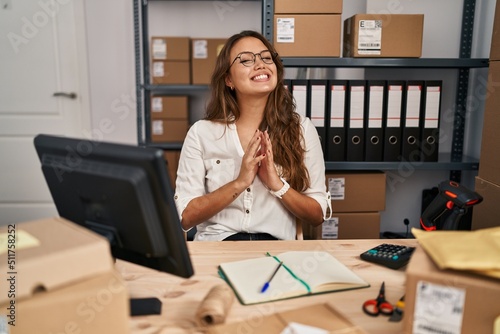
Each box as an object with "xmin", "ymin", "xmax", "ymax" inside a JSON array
[{"xmin": 253, "ymin": 74, "xmax": 268, "ymax": 80}]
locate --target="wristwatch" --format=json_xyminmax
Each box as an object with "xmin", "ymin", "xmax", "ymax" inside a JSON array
[{"xmin": 269, "ymin": 177, "xmax": 290, "ymax": 199}]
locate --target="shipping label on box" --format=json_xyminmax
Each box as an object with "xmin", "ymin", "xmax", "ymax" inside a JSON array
[
  {"xmin": 152, "ymin": 38, "xmax": 167, "ymax": 60},
  {"xmin": 153, "ymin": 61, "xmax": 165, "ymax": 77},
  {"xmin": 276, "ymin": 18, "xmax": 295, "ymax": 43},
  {"xmin": 193, "ymin": 40, "xmax": 208, "ymax": 59},
  {"xmin": 357, "ymin": 20, "xmax": 382, "ymax": 55},
  {"xmin": 412, "ymin": 281, "xmax": 466, "ymax": 334},
  {"xmin": 321, "ymin": 218, "xmax": 339, "ymax": 239},
  {"xmin": 328, "ymin": 177, "xmax": 345, "ymax": 200}
]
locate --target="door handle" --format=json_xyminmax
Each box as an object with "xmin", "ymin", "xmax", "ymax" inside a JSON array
[{"xmin": 53, "ymin": 92, "xmax": 77, "ymax": 99}]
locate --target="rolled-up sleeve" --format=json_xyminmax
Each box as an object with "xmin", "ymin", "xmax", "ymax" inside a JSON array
[
  {"xmin": 301, "ymin": 117, "xmax": 330, "ymax": 217},
  {"xmin": 174, "ymin": 122, "xmax": 206, "ymax": 220}
]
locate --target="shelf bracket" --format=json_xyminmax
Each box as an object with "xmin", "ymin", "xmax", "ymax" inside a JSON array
[{"xmin": 450, "ymin": 0, "xmax": 476, "ymax": 182}]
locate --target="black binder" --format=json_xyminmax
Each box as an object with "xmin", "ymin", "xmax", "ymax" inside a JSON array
[
  {"xmin": 326, "ymin": 80, "xmax": 348, "ymax": 161},
  {"xmin": 383, "ymin": 81, "xmax": 405, "ymax": 161},
  {"xmin": 308, "ymin": 80, "xmax": 328, "ymax": 155},
  {"xmin": 346, "ymin": 80, "xmax": 366, "ymax": 161},
  {"xmin": 401, "ymin": 81, "xmax": 424, "ymax": 162},
  {"xmin": 291, "ymin": 80, "xmax": 310, "ymax": 119},
  {"xmin": 364, "ymin": 81, "xmax": 386, "ymax": 161},
  {"xmin": 420, "ymin": 81, "xmax": 442, "ymax": 162}
]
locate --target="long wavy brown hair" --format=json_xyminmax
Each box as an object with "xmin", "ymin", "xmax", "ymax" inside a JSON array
[{"xmin": 205, "ymin": 30, "xmax": 310, "ymax": 192}]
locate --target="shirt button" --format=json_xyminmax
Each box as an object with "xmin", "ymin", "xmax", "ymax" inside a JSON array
[
  {"xmin": 216, "ymin": 160, "xmax": 220, "ymax": 164},
  {"xmin": 245, "ymin": 209, "xmax": 250, "ymax": 214},
  {"xmin": 246, "ymin": 188, "xmax": 251, "ymax": 192}
]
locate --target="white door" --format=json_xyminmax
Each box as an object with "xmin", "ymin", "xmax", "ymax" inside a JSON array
[{"xmin": 0, "ymin": 1, "xmax": 90, "ymax": 224}]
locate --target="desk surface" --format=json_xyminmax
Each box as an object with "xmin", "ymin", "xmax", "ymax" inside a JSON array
[{"xmin": 116, "ymin": 239, "xmax": 417, "ymax": 334}]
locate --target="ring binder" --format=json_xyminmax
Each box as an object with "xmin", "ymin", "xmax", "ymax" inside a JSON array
[
  {"xmin": 326, "ymin": 80, "xmax": 348, "ymax": 161},
  {"xmin": 346, "ymin": 80, "xmax": 366, "ymax": 161},
  {"xmin": 365, "ymin": 81, "xmax": 386, "ymax": 161}
]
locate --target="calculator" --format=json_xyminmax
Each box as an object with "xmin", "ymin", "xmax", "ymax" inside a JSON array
[{"xmin": 360, "ymin": 243, "xmax": 416, "ymax": 270}]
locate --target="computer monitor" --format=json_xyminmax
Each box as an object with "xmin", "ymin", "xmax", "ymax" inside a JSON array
[{"xmin": 34, "ymin": 134, "xmax": 194, "ymax": 281}]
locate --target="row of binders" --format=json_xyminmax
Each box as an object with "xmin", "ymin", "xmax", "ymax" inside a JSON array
[{"xmin": 284, "ymin": 79, "xmax": 442, "ymax": 162}]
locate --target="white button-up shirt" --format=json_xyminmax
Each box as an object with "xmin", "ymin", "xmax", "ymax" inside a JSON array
[{"xmin": 174, "ymin": 116, "xmax": 329, "ymax": 241}]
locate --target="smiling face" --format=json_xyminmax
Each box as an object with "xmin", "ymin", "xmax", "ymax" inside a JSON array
[{"xmin": 225, "ymin": 36, "xmax": 278, "ymax": 98}]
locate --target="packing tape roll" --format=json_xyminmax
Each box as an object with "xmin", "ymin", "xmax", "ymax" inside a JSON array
[{"xmin": 196, "ymin": 284, "xmax": 235, "ymax": 326}]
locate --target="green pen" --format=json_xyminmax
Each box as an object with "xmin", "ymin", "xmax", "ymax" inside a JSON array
[{"xmin": 260, "ymin": 261, "xmax": 283, "ymax": 293}]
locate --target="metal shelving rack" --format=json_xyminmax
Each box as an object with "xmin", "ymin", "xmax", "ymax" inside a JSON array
[
  {"xmin": 262, "ymin": 0, "xmax": 487, "ymax": 180},
  {"xmin": 134, "ymin": 0, "xmax": 488, "ymax": 178}
]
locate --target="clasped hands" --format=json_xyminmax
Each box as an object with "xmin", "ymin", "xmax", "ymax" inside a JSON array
[{"xmin": 239, "ymin": 130, "xmax": 284, "ymax": 192}]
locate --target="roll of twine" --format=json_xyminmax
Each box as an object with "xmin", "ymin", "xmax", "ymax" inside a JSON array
[{"xmin": 196, "ymin": 284, "xmax": 235, "ymax": 326}]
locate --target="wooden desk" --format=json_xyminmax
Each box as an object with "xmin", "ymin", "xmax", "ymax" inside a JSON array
[{"xmin": 116, "ymin": 239, "xmax": 417, "ymax": 334}]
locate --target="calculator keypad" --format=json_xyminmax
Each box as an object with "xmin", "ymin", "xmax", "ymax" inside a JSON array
[{"xmin": 360, "ymin": 244, "xmax": 416, "ymax": 269}]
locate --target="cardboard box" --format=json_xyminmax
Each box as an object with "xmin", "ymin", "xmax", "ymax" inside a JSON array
[
  {"xmin": 326, "ymin": 171, "xmax": 386, "ymax": 212},
  {"xmin": 151, "ymin": 36, "xmax": 190, "ymax": 61},
  {"xmin": 343, "ymin": 14, "xmax": 424, "ymax": 58},
  {"xmin": 151, "ymin": 119, "xmax": 189, "ymax": 142},
  {"xmin": 152, "ymin": 60, "xmax": 191, "ymax": 84},
  {"xmin": 274, "ymin": 0, "xmax": 342, "ymax": 14},
  {"xmin": 404, "ymin": 246, "xmax": 500, "ymax": 334},
  {"xmin": 0, "ymin": 217, "xmax": 130, "ymax": 333},
  {"xmin": 311, "ymin": 212, "xmax": 381, "ymax": 240},
  {"xmin": 472, "ymin": 176, "xmax": 500, "ymax": 230},
  {"xmin": 274, "ymin": 15, "xmax": 341, "ymax": 57},
  {"xmin": 207, "ymin": 302, "xmax": 367, "ymax": 334},
  {"xmin": 151, "ymin": 96, "xmax": 188, "ymax": 119},
  {"xmin": 191, "ymin": 38, "xmax": 226, "ymax": 85},
  {"xmin": 478, "ymin": 61, "xmax": 500, "ymax": 185},
  {"xmin": 490, "ymin": 1, "xmax": 500, "ymax": 61}
]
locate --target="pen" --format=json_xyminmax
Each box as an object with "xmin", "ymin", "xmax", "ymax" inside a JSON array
[{"xmin": 260, "ymin": 261, "xmax": 283, "ymax": 293}]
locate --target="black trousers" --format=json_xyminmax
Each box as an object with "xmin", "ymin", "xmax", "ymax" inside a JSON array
[{"xmin": 223, "ymin": 232, "xmax": 278, "ymax": 241}]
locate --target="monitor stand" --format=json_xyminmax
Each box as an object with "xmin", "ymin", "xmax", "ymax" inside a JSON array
[{"xmin": 130, "ymin": 297, "xmax": 162, "ymax": 316}]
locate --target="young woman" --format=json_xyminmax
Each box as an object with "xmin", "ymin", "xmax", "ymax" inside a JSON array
[{"xmin": 174, "ymin": 30, "xmax": 330, "ymax": 241}]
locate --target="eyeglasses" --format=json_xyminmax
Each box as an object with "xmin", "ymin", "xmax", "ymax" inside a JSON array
[{"xmin": 230, "ymin": 50, "xmax": 277, "ymax": 67}]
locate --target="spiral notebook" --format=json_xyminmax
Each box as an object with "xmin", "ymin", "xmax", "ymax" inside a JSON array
[{"xmin": 218, "ymin": 251, "xmax": 370, "ymax": 305}]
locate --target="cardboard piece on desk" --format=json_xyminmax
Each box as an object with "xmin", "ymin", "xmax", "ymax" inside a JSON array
[{"xmin": 207, "ymin": 303, "xmax": 367, "ymax": 334}]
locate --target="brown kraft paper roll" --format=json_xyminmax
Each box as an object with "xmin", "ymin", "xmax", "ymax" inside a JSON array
[{"xmin": 196, "ymin": 284, "xmax": 235, "ymax": 326}]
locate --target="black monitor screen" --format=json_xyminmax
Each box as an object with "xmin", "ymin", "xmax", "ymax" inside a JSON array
[{"xmin": 34, "ymin": 134, "xmax": 194, "ymax": 279}]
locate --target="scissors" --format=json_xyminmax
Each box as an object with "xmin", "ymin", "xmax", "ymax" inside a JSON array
[{"xmin": 362, "ymin": 282, "xmax": 394, "ymax": 317}]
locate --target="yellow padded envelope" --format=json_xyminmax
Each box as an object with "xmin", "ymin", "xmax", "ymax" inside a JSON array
[{"xmin": 412, "ymin": 227, "xmax": 500, "ymax": 279}]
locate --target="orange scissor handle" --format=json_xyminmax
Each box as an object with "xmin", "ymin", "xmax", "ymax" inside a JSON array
[{"xmin": 362, "ymin": 299, "xmax": 394, "ymax": 316}]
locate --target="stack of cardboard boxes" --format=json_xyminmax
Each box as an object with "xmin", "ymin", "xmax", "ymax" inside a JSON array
[
  {"xmin": 272, "ymin": 0, "xmax": 424, "ymax": 59},
  {"xmin": 150, "ymin": 36, "xmax": 226, "ymax": 145},
  {"xmin": 472, "ymin": 2, "xmax": 500, "ymax": 231},
  {"xmin": 151, "ymin": 36, "xmax": 226, "ymax": 85},
  {"xmin": 309, "ymin": 171, "xmax": 386, "ymax": 240},
  {"xmin": 151, "ymin": 95, "xmax": 189, "ymax": 143}
]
